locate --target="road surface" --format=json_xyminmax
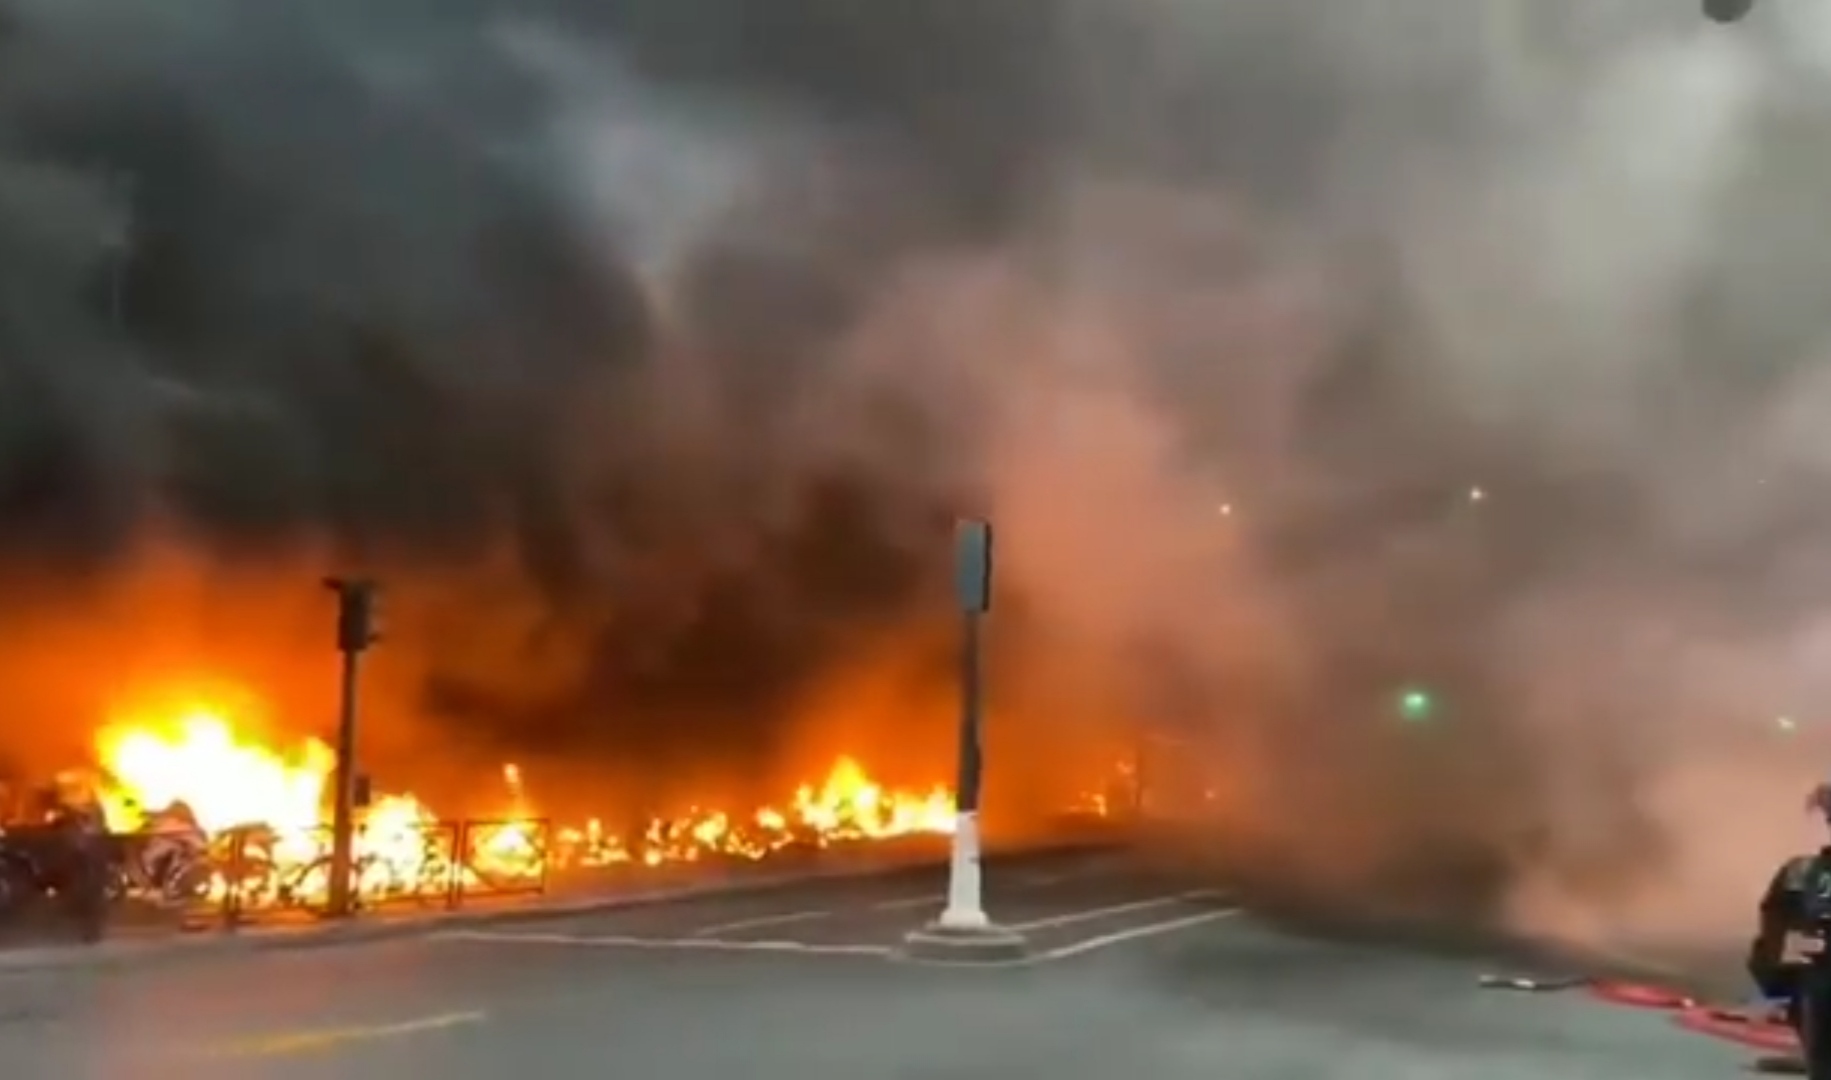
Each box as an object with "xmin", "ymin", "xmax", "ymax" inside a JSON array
[{"xmin": 0, "ymin": 851, "xmax": 1757, "ymax": 1079}]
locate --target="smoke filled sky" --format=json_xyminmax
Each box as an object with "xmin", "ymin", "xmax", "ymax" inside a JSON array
[{"xmin": 7, "ymin": 0, "xmax": 1831, "ymax": 948}]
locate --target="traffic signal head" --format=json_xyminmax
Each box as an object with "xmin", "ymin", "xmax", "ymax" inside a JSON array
[{"xmin": 326, "ymin": 577, "xmax": 382, "ymax": 652}]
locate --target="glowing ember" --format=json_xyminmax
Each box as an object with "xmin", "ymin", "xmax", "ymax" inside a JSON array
[{"xmin": 81, "ymin": 693, "xmax": 956, "ymax": 910}]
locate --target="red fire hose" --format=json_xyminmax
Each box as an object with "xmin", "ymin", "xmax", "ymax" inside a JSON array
[
  {"xmin": 1581, "ymin": 980, "xmax": 1798, "ymax": 1052},
  {"xmin": 1481, "ymin": 972, "xmax": 1801, "ymax": 1054},
  {"xmin": 1672, "ymin": 1005, "xmax": 1799, "ymax": 1053}
]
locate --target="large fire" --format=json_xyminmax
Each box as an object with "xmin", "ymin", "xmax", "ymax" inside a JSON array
[{"xmin": 80, "ymin": 697, "xmax": 957, "ymax": 912}]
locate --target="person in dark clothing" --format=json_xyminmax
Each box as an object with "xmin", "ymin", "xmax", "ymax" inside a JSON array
[
  {"xmin": 1751, "ymin": 853, "xmax": 1821, "ymax": 1019},
  {"xmin": 33, "ymin": 779, "xmax": 111, "ymax": 943},
  {"xmin": 1748, "ymin": 784, "xmax": 1831, "ymax": 1076}
]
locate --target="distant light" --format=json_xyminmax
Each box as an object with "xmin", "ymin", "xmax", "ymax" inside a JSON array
[
  {"xmin": 1778, "ymin": 715, "xmax": 1799, "ymax": 733},
  {"xmin": 1397, "ymin": 687, "xmax": 1435, "ymax": 723},
  {"xmin": 1217, "ymin": 503, "xmax": 1233, "ymax": 517},
  {"xmin": 1468, "ymin": 486, "xmax": 1486, "ymax": 503}
]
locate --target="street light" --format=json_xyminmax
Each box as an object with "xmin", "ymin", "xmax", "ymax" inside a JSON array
[
  {"xmin": 901, "ymin": 519, "xmax": 1030, "ymax": 963},
  {"xmin": 324, "ymin": 576, "xmax": 380, "ymax": 917}
]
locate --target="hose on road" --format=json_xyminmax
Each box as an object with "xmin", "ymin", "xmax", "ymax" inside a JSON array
[
  {"xmin": 1474, "ymin": 974, "xmax": 1693, "ymax": 1006},
  {"xmin": 1479, "ymin": 972, "xmax": 1798, "ymax": 1052},
  {"xmin": 1673, "ymin": 1005, "xmax": 1799, "ymax": 1053}
]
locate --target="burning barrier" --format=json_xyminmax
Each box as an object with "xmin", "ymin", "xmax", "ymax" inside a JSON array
[
  {"xmin": 75, "ymin": 699, "xmax": 959, "ymax": 914},
  {"xmin": 200, "ymin": 817, "xmax": 550, "ymax": 915}
]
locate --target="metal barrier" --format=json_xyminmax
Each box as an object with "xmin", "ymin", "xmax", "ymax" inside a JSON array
[
  {"xmin": 356, "ymin": 819, "xmax": 464, "ymax": 910},
  {"xmin": 0, "ymin": 817, "xmax": 555, "ymax": 933},
  {"xmin": 217, "ymin": 822, "xmax": 456, "ymax": 921},
  {"xmin": 451, "ymin": 819, "xmax": 550, "ymax": 904},
  {"xmin": 214, "ymin": 819, "xmax": 550, "ymax": 923},
  {"xmin": 0, "ymin": 814, "xmax": 553, "ymax": 941}
]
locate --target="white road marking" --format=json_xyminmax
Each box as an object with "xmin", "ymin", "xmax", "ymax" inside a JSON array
[
  {"xmin": 437, "ymin": 861, "xmax": 1221, "ymax": 960},
  {"xmin": 438, "ymin": 929, "xmax": 890, "ymax": 957},
  {"xmin": 890, "ymin": 906, "xmax": 1246, "ymax": 968},
  {"xmin": 1029, "ymin": 908, "xmax": 1242, "ymax": 962},
  {"xmin": 691, "ymin": 909, "xmax": 831, "ymax": 937},
  {"xmin": 1008, "ymin": 890, "xmax": 1225, "ymax": 932}
]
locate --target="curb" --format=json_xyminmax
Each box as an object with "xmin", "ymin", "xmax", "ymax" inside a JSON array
[
  {"xmin": 0, "ymin": 838, "xmax": 1121, "ymax": 974},
  {"xmin": 899, "ymin": 922, "xmax": 1033, "ymax": 964}
]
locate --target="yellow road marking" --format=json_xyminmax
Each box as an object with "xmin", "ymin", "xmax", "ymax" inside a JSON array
[{"xmin": 201, "ymin": 1009, "xmax": 487, "ymax": 1058}]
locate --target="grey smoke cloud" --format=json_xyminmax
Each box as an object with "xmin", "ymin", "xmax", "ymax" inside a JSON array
[{"xmin": 974, "ymin": 0, "xmax": 1831, "ymax": 957}]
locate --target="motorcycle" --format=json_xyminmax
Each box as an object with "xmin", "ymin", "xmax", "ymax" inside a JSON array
[{"xmin": 105, "ymin": 828, "xmax": 215, "ymax": 907}]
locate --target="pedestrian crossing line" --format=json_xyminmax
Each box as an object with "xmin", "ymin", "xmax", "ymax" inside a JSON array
[{"xmin": 691, "ymin": 909, "xmax": 832, "ymax": 937}]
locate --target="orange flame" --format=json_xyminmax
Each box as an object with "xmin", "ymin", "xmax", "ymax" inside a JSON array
[{"xmin": 81, "ymin": 690, "xmax": 957, "ymax": 909}]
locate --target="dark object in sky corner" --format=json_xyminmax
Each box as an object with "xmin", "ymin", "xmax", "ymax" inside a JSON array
[{"xmin": 1704, "ymin": 0, "xmax": 1757, "ymax": 23}]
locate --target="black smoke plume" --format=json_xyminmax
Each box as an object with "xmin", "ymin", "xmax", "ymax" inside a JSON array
[{"xmin": 0, "ymin": 0, "xmax": 1071, "ymax": 774}]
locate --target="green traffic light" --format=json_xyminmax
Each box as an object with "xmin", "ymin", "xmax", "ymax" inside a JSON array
[{"xmin": 1398, "ymin": 687, "xmax": 1434, "ymax": 722}]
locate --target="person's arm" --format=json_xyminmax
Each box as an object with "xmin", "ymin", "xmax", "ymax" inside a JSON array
[
  {"xmin": 1762, "ymin": 860, "xmax": 1803, "ymax": 922},
  {"xmin": 1752, "ymin": 860, "xmax": 1806, "ymax": 988}
]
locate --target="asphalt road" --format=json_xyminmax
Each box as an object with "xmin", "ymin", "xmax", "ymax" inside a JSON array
[{"xmin": 0, "ymin": 851, "xmax": 1760, "ymax": 1079}]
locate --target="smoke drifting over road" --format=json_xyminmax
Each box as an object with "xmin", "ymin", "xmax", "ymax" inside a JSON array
[{"xmin": 3, "ymin": 0, "xmax": 1831, "ymax": 956}]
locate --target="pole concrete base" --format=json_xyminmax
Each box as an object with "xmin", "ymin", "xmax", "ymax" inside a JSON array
[
  {"xmin": 901, "ymin": 920, "xmax": 1032, "ymax": 964},
  {"xmin": 901, "ymin": 810, "xmax": 1029, "ymax": 962}
]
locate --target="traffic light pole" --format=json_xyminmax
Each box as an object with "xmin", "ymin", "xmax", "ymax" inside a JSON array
[
  {"xmin": 325, "ymin": 577, "xmax": 378, "ymax": 918},
  {"xmin": 327, "ymin": 643, "xmax": 362, "ymax": 918},
  {"xmin": 902, "ymin": 520, "xmax": 1029, "ymax": 963}
]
